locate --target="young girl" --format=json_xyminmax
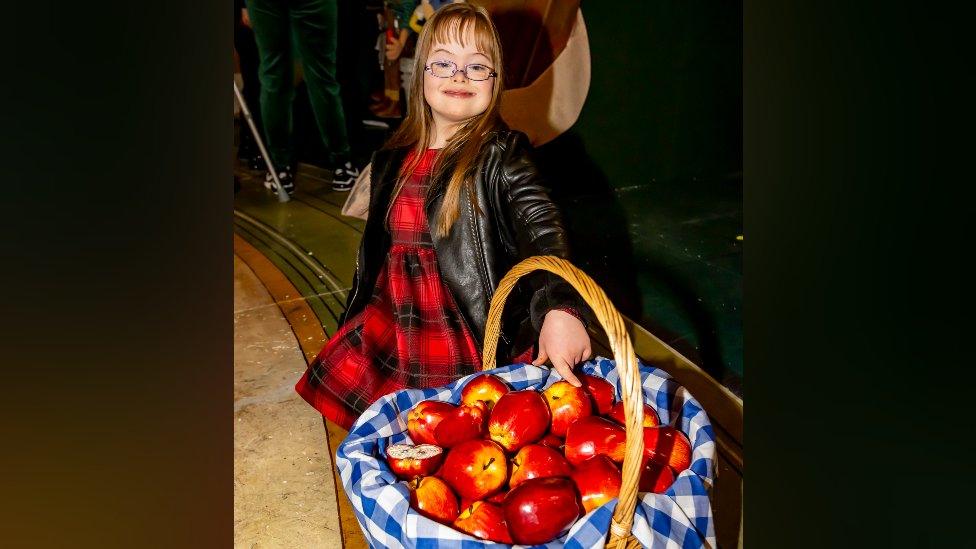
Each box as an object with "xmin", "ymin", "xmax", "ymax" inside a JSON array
[{"xmin": 296, "ymin": 3, "xmax": 591, "ymax": 430}]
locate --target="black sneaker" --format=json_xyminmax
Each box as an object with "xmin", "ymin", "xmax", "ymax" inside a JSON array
[
  {"xmin": 248, "ymin": 153, "xmax": 265, "ymax": 171},
  {"xmin": 332, "ymin": 161, "xmax": 360, "ymax": 191},
  {"xmin": 264, "ymin": 167, "xmax": 295, "ymax": 195}
]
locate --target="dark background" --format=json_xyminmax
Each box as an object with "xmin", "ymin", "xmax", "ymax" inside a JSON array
[
  {"xmin": 541, "ymin": 0, "xmax": 743, "ymax": 392},
  {"xmin": 1, "ymin": 1, "xmax": 973, "ymax": 547}
]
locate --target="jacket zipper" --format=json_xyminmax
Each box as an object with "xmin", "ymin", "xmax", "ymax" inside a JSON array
[
  {"xmin": 467, "ymin": 198, "xmax": 511, "ymax": 352},
  {"xmin": 344, "ymin": 253, "xmax": 362, "ymax": 318}
]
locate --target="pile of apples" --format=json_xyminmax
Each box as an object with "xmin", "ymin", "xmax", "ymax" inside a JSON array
[{"xmin": 383, "ymin": 373, "xmax": 693, "ymax": 545}]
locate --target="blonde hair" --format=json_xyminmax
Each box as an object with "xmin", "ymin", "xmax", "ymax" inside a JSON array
[{"xmin": 383, "ymin": 3, "xmax": 505, "ymax": 238}]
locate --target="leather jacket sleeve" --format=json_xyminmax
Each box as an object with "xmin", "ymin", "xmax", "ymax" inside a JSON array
[{"xmin": 497, "ymin": 132, "xmax": 591, "ymax": 332}]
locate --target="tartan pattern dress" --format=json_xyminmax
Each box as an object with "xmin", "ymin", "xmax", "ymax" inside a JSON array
[{"xmin": 296, "ymin": 149, "xmax": 482, "ymax": 430}]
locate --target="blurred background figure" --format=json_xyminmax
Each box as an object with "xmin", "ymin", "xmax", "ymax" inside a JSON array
[
  {"xmin": 247, "ymin": 0, "xmax": 360, "ymax": 193},
  {"xmin": 368, "ymin": 0, "xmax": 417, "ymax": 119},
  {"xmin": 235, "ymin": 0, "xmax": 264, "ymax": 171}
]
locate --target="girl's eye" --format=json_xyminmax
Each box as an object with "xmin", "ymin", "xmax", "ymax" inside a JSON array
[
  {"xmin": 466, "ymin": 65, "xmax": 491, "ymax": 79},
  {"xmin": 432, "ymin": 61, "xmax": 453, "ymax": 69}
]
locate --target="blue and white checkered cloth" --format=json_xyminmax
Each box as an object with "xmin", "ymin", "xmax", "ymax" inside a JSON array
[{"xmin": 336, "ymin": 357, "xmax": 716, "ymax": 548}]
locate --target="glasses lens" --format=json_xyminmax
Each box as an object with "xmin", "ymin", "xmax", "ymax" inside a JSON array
[
  {"xmin": 466, "ymin": 64, "xmax": 491, "ymax": 81},
  {"xmin": 429, "ymin": 61, "xmax": 455, "ymax": 78}
]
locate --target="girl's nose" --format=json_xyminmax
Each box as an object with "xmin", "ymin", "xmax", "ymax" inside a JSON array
[{"xmin": 452, "ymin": 70, "xmax": 468, "ymax": 83}]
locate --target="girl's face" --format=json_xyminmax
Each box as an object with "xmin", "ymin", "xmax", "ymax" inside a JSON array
[{"xmin": 423, "ymin": 32, "xmax": 495, "ymax": 132}]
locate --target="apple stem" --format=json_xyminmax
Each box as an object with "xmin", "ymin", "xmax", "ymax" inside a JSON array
[{"xmin": 483, "ymin": 457, "xmax": 495, "ymax": 471}]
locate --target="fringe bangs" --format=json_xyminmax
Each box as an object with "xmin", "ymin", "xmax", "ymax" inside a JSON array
[{"xmin": 430, "ymin": 12, "xmax": 498, "ymax": 63}]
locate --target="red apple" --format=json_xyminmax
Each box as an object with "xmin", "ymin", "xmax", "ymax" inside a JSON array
[
  {"xmin": 538, "ymin": 432, "xmax": 564, "ymax": 450},
  {"xmin": 643, "ymin": 425, "xmax": 692, "ymax": 472},
  {"xmin": 439, "ymin": 439, "xmax": 508, "ymax": 501},
  {"xmin": 639, "ymin": 458, "xmax": 676, "ymax": 493},
  {"xmin": 409, "ymin": 476, "xmax": 459, "ymax": 525},
  {"xmin": 570, "ymin": 455, "xmax": 621, "ymax": 513},
  {"xmin": 407, "ymin": 400, "xmax": 456, "ymax": 445},
  {"xmin": 461, "ymin": 490, "xmax": 509, "ymax": 512},
  {"xmin": 543, "ymin": 380, "xmax": 593, "ymax": 436},
  {"xmin": 488, "ymin": 390, "xmax": 551, "ymax": 452},
  {"xmin": 509, "ymin": 444, "xmax": 572, "ymax": 489},
  {"xmin": 433, "ymin": 400, "xmax": 488, "ymax": 448},
  {"xmin": 385, "ymin": 443, "xmax": 444, "ymax": 480},
  {"xmin": 486, "ymin": 491, "xmax": 508, "ymax": 504},
  {"xmin": 503, "ymin": 477, "xmax": 582, "ymax": 545},
  {"xmin": 580, "ymin": 373, "xmax": 616, "ymax": 415},
  {"xmin": 453, "ymin": 501, "xmax": 513, "ymax": 543},
  {"xmin": 564, "ymin": 416, "xmax": 627, "ymax": 466},
  {"xmin": 460, "ymin": 374, "xmax": 510, "ymax": 410},
  {"xmin": 606, "ymin": 400, "xmax": 660, "ymax": 428}
]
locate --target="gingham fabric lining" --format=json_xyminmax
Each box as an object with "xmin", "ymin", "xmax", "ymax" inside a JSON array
[{"xmin": 336, "ymin": 357, "xmax": 716, "ymax": 548}]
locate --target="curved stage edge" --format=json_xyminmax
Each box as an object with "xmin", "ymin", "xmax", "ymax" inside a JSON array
[{"xmin": 234, "ymin": 230, "xmax": 368, "ymax": 549}]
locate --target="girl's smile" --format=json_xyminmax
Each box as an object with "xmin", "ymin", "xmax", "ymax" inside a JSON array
[{"xmin": 442, "ymin": 88, "xmax": 477, "ymax": 98}]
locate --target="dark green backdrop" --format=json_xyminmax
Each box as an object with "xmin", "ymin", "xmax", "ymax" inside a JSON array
[{"xmin": 537, "ymin": 1, "xmax": 743, "ymax": 391}]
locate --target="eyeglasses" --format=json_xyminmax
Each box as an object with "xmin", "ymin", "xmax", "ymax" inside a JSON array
[{"xmin": 424, "ymin": 60, "xmax": 497, "ymax": 81}]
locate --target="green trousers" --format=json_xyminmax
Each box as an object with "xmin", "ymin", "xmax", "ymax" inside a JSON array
[{"xmin": 249, "ymin": 0, "xmax": 350, "ymax": 168}]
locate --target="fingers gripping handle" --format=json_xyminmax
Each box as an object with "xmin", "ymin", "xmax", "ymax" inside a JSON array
[{"xmin": 480, "ymin": 256, "xmax": 644, "ymax": 546}]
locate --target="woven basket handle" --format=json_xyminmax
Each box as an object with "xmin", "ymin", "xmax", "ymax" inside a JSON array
[{"xmin": 481, "ymin": 256, "xmax": 644, "ymax": 547}]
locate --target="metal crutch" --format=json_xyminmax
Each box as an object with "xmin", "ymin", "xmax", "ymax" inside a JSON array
[{"xmin": 233, "ymin": 81, "xmax": 290, "ymax": 203}]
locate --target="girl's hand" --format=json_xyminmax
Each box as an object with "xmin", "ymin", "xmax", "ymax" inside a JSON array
[{"xmin": 532, "ymin": 309, "xmax": 592, "ymax": 387}]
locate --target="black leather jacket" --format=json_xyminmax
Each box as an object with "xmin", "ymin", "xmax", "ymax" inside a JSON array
[{"xmin": 342, "ymin": 129, "xmax": 586, "ymax": 365}]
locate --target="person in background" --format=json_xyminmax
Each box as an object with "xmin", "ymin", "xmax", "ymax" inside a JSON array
[
  {"xmin": 296, "ymin": 3, "xmax": 592, "ymax": 430},
  {"xmin": 368, "ymin": 0, "xmax": 417, "ymax": 119},
  {"xmin": 247, "ymin": 0, "xmax": 361, "ymax": 193},
  {"xmin": 235, "ymin": 0, "xmax": 264, "ymax": 170},
  {"xmin": 335, "ymin": 0, "xmax": 384, "ymax": 164}
]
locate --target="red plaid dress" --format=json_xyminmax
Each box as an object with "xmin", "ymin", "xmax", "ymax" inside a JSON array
[{"xmin": 296, "ymin": 149, "xmax": 482, "ymax": 430}]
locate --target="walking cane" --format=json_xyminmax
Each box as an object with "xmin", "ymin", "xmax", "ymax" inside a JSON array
[{"xmin": 233, "ymin": 81, "xmax": 290, "ymax": 203}]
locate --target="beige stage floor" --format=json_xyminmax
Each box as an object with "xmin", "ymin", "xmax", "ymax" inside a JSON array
[{"xmin": 234, "ymin": 255, "xmax": 343, "ymax": 548}]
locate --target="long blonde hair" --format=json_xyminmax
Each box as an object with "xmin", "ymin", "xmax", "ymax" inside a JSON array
[{"xmin": 383, "ymin": 3, "xmax": 505, "ymax": 238}]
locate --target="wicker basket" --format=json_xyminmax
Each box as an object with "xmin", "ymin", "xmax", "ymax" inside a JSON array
[{"xmin": 481, "ymin": 255, "xmax": 646, "ymax": 549}]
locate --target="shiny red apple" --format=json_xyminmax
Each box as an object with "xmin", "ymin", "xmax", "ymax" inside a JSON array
[
  {"xmin": 570, "ymin": 455, "xmax": 622, "ymax": 513},
  {"xmin": 509, "ymin": 444, "xmax": 572, "ymax": 489},
  {"xmin": 460, "ymin": 489, "xmax": 509, "ymax": 512},
  {"xmin": 439, "ymin": 439, "xmax": 508, "ymax": 501},
  {"xmin": 407, "ymin": 400, "xmax": 456, "ymax": 445},
  {"xmin": 643, "ymin": 425, "xmax": 692, "ymax": 472},
  {"xmin": 460, "ymin": 374, "xmax": 510, "ymax": 410},
  {"xmin": 639, "ymin": 458, "xmax": 676, "ymax": 493},
  {"xmin": 486, "ymin": 491, "xmax": 507, "ymax": 504},
  {"xmin": 503, "ymin": 477, "xmax": 582, "ymax": 545},
  {"xmin": 564, "ymin": 416, "xmax": 627, "ymax": 466},
  {"xmin": 580, "ymin": 373, "xmax": 616, "ymax": 415},
  {"xmin": 433, "ymin": 400, "xmax": 488, "ymax": 448},
  {"xmin": 385, "ymin": 443, "xmax": 444, "ymax": 480},
  {"xmin": 409, "ymin": 476, "xmax": 459, "ymax": 525},
  {"xmin": 488, "ymin": 390, "xmax": 551, "ymax": 452},
  {"xmin": 606, "ymin": 400, "xmax": 660, "ymax": 428},
  {"xmin": 538, "ymin": 432, "xmax": 564, "ymax": 450},
  {"xmin": 453, "ymin": 501, "xmax": 513, "ymax": 543},
  {"xmin": 543, "ymin": 380, "xmax": 593, "ymax": 436}
]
